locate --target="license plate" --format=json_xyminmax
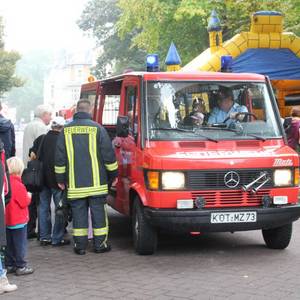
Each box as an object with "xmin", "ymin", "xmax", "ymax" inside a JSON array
[{"xmin": 211, "ymin": 211, "xmax": 257, "ymax": 223}]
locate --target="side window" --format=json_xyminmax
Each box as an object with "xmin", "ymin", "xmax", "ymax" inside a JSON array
[
  {"xmin": 102, "ymin": 95, "xmax": 120, "ymax": 125},
  {"xmin": 125, "ymin": 86, "xmax": 137, "ymax": 135}
]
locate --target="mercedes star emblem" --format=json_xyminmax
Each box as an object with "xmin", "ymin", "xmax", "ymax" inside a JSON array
[{"xmin": 224, "ymin": 171, "xmax": 240, "ymax": 188}]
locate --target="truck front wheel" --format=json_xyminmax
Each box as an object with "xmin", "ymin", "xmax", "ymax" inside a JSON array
[
  {"xmin": 262, "ymin": 223, "xmax": 292, "ymax": 249},
  {"xmin": 132, "ymin": 198, "xmax": 157, "ymax": 255}
]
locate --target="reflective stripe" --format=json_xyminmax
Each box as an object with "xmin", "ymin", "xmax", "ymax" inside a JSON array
[
  {"xmin": 65, "ymin": 129, "xmax": 75, "ymax": 189},
  {"xmin": 101, "ymin": 205, "xmax": 109, "ymax": 246},
  {"xmin": 73, "ymin": 228, "xmax": 88, "ymax": 236},
  {"xmin": 67, "ymin": 185, "xmax": 108, "ymax": 199},
  {"xmin": 105, "ymin": 161, "xmax": 118, "ymax": 171},
  {"xmin": 64, "ymin": 126, "xmax": 97, "ymax": 134},
  {"xmin": 93, "ymin": 227, "xmax": 108, "ymax": 236},
  {"xmin": 55, "ymin": 165, "xmax": 66, "ymax": 174},
  {"xmin": 89, "ymin": 131, "xmax": 100, "ymax": 187}
]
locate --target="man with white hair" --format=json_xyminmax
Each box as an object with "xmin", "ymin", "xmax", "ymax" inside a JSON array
[{"xmin": 22, "ymin": 104, "xmax": 52, "ymax": 239}]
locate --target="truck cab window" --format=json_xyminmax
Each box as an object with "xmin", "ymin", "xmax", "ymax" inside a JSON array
[{"xmin": 125, "ymin": 86, "xmax": 137, "ymax": 135}]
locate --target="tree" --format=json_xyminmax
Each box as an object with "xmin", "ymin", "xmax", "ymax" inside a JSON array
[
  {"xmin": 0, "ymin": 16, "xmax": 23, "ymax": 97},
  {"xmin": 5, "ymin": 50, "xmax": 52, "ymax": 121},
  {"xmin": 78, "ymin": 0, "xmax": 146, "ymax": 78},
  {"xmin": 117, "ymin": 0, "xmax": 300, "ymax": 66}
]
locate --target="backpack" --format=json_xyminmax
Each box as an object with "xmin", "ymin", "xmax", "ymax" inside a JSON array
[{"xmin": 283, "ymin": 117, "xmax": 300, "ymax": 150}]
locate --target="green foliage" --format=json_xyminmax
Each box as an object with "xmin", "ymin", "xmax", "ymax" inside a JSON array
[
  {"xmin": 78, "ymin": 0, "xmax": 146, "ymax": 77},
  {"xmin": 117, "ymin": 0, "xmax": 300, "ymax": 65},
  {"xmin": 5, "ymin": 50, "xmax": 52, "ymax": 121},
  {"xmin": 0, "ymin": 50, "xmax": 23, "ymax": 96},
  {"xmin": 79, "ymin": 0, "xmax": 300, "ymax": 75},
  {"xmin": 0, "ymin": 17, "xmax": 23, "ymax": 97}
]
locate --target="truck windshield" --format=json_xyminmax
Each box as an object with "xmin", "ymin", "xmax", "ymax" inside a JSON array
[{"xmin": 145, "ymin": 81, "xmax": 281, "ymax": 141}]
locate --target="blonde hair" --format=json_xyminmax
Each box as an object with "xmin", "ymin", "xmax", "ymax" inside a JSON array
[{"xmin": 7, "ymin": 157, "xmax": 25, "ymax": 176}]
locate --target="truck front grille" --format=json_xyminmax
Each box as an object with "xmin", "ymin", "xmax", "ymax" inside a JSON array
[
  {"xmin": 191, "ymin": 189, "xmax": 270, "ymax": 208},
  {"xmin": 187, "ymin": 169, "xmax": 273, "ymax": 190}
]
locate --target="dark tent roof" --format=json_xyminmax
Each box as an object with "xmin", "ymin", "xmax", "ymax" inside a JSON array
[{"xmin": 232, "ymin": 49, "xmax": 300, "ymax": 80}]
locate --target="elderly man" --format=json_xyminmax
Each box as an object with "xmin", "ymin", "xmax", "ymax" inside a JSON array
[
  {"xmin": 208, "ymin": 89, "xmax": 248, "ymax": 125},
  {"xmin": 23, "ymin": 104, "xmax": 52, "ymax": 239}
]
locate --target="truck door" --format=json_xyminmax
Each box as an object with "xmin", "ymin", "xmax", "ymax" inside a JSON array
[{"xmin": 115, "ymin": 78, "xmax": 141, "ymax": 215}]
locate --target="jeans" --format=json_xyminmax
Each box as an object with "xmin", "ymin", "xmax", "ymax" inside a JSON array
[
  {"xmin": 6, "ymin": 226, "xmax": 27, "ymax": 268},
  {"xmin": 27, "ymin": 192, "xmax": 39, "ymax": 236},
  {"xmin": 0, "ymin": 259, "xmax": 4, "ymax": 277},
  {"xmin": 39, "ymin": 187, "xmax": 64, "ymax": 244}
]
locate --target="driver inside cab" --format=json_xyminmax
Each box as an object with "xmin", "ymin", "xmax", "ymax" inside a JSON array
[{"xmin": 207, "ymin": 88, "xmax": 248, "ymax": 125}]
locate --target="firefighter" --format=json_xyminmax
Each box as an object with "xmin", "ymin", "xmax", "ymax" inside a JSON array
[{"xmin": 55, "ymin": 99, "xmax": 118, "ymax": 255}]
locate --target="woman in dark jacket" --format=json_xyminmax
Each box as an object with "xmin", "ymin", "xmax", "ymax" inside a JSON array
[{"xmin": 30, "ymin": 117, "xmax": 69, "ymax": 246}]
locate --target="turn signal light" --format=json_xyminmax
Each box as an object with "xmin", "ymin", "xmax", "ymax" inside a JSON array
[
  {"xmin": 294, "ymin": 168, "xmax": 299, "ymax": 186},
  {"xmin": 147, "ymin": 171, "xmax": 159, "ymax": 190}
]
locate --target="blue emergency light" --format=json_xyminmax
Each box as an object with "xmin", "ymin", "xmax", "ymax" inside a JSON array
[
  {"xmin": 146, "ymin": 54, "xmax": 159, "ymax": 72},
  {"xmin": 221, "ymin": 55, "xmax": 233, "ymax": 72}
]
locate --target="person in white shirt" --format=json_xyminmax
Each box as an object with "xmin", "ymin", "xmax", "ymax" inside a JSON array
[{"xmin": 208, "ymin": 89, "xmax": 248, "ymax": 125}]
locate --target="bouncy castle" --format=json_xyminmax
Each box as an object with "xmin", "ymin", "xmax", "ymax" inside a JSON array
[{"xmin": 182, "ymin": 11, "xmax": 300, "ymax": 117}]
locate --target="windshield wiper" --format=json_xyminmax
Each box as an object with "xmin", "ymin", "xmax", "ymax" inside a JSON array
[
  {"xmin": 150, "ymin": 127, "xmax": 218, "ymax": 143},
  {"xmin": 240, "ymin": 133, "xmax": 266, "ymax": 141},
  {"xmin": 150, "ymin": 127, "xmax": 193, "ymax": 133},
  {"xmin": 201, "ymin": 126, "xmax": 266, "ymax": 141}
]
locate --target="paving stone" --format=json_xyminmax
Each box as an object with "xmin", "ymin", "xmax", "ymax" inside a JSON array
[{"xmin": 3, "ymin": 208, "xmax": 300, "ymax": 299}]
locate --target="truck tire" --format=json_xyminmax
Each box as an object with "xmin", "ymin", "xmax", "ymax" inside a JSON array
[
  {"xmin": 262, "ymin": 223, "xmax": 292, "ymax": 249},
  {"xmin": 132, "ymin": 197, "xmax": 157, "ymax": 255}
]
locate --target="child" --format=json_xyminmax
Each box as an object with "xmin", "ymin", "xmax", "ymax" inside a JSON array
[
  {"xmin": 5, "ymin": 157, "xmax": 34, "ymax": 276},
  {"xmin": 0, "ymin": 144, "xmax": 17, "ymax": 293}
]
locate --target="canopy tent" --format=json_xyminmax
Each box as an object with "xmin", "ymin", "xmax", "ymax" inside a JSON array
[{"xmin": 232, "ymin": 49, "xmax": 300, "ymax": 80}]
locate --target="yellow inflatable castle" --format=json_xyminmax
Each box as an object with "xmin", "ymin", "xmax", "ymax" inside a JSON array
[{"xmin": 182, "ymin": 11, "xmax": 300, "ymax": 117}]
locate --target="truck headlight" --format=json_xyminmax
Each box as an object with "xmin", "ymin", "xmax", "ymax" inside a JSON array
[
  {"xmin": 162, "ymin": 172, "xmax": 185, "ymax": 190},
  {"xmin": 274, "ymin": 169, "xmax": 292, "ymax": 186}
]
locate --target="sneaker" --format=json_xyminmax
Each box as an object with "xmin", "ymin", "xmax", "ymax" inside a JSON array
[
  {"xmin": 0, "ymin": 275, "xmax": 18, "ymax": 294},
  {"xmin": 94, "ymin": 244, "xmax": 111, "ymax": 253},
  {"xmin": 15, "ymin": 266, "xmax": 34, "ymax": 276},
  {"xmin": 6, "ymin": 266, "xmax": 16, "ymax": 274},
  {"xmin": 73, "ymin": 248, "xmax": 86, "ymax": 255},
  {"xmin": 40, "ymin": 239, "xmax": 52, "ymax": 246},
  {"xmin": 52, "ymin": 239, "xmax": 71, "ymax": 247}
]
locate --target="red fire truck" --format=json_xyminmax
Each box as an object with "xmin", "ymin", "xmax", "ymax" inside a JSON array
[{"xmin": 80, "ymin": 71, "xmax": 300, "ymax": 254}]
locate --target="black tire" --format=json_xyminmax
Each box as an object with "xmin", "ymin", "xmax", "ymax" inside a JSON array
[
  {"xmin": 132, "ymin": 197, "xmax": 157, "ymax": 255},
  {"xmin": 262, "ymin": 223, "xmax": 292, "ymax": 249}
]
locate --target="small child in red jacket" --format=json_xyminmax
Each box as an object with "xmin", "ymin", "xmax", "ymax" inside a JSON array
[{"xmin": 5, "ymin": 157, "xmax": 34, "ymax": 276}]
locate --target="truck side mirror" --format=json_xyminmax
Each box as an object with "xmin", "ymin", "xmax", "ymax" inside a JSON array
[{"xmin": 116, "ymin": 116, "xmax": 129, "ymax": 137}]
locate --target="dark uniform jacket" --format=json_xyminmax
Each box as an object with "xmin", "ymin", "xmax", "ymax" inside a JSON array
[
  {"xmin": 30, "ymin": 131, "xmax": 61, "ymax": 189},
  {"xmin": 0, "ymin": 114, "xmax": 15, "ymax": 159},
  {"xmin": 55, "ymin": 112, "xmax": 118, "ymax": 200}
]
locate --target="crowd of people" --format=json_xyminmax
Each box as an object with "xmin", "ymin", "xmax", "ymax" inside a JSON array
[{"xmin": 0, "ymin": 100, "xmax": 118, "ymax": 294}]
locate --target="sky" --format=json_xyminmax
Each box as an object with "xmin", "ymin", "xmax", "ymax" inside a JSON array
[{"xmin": 0, "ymin": 0, "xmax": 94, "ymax": 53}]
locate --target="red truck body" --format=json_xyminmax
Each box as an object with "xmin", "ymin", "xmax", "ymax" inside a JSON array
[{"xmin": 80, "ymin": 71, "xmax": 300, "ymax": 254}]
